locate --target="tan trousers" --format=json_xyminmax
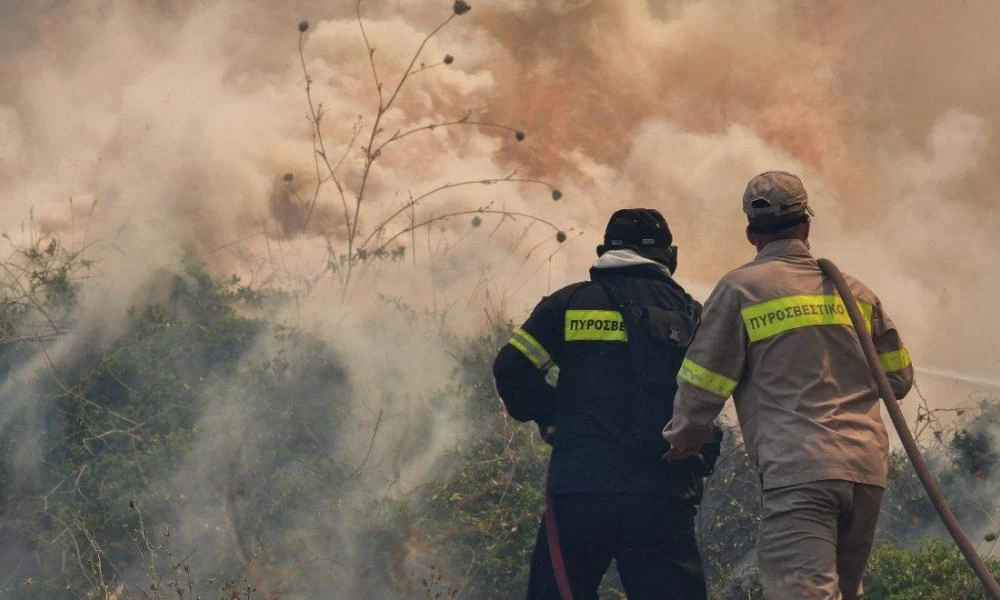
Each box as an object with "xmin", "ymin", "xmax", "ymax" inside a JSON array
[{"xmin": 757, "ymin": 479, "xmax": 884, "ymax": 600}]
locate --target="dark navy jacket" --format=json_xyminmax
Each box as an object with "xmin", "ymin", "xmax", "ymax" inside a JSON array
[{"xmin": 493, "ymin": 254, "xmax": 702, "ymax": 495}]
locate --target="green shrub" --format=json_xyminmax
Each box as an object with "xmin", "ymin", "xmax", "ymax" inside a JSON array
[
  {"xmin": 865, "ymin": 540, "xmax": 1000, "ymax": 599},
  {"xmin": 0, "ymin": 261, "xmax": 353, "ymax": 597}
]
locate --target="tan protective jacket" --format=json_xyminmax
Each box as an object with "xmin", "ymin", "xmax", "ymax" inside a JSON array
[{"xmin": 663, "ymin": 239, "xmax": 914, "ymax": 489}]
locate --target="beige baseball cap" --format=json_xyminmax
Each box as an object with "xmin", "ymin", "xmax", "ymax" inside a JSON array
[{"xmin": 743, "ymin": 171, "xmax": 814, "ymax": 227}]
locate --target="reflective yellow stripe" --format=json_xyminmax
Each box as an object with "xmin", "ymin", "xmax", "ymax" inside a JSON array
[
  {"xmin": 860, "ymin": 302, "xmax": 873, "ymax": 330},
  {"xmin": 564, "ymin": 310, "xmax": 628, "ymax": 342},
  {"xmin": 509, "ymin": 328, "xmax": 554, "ymax": 370},
  {"xmin": 740, "ymin": 295, "xmax": 873, "ymax": 342},
  {"xmin": 879, "ymin": 347, "xmax": 911, "ymax": 373},
  {"xmin": 678, "ymin": 358, "xmax": 738, "ymax": 398}
]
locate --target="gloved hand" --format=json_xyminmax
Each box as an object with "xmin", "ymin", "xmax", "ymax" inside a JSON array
[
  {"xmin": 677, "ymin": 455, "xmax": 710, "ymax": 477},
  {"xmin": 666, "ymin": 456, "xmax": 708, "ymax": 503},
  {"xmin": 699, "ymin": 425, "xmax": 725, "ymax": 475},
  {"xmin": 662, "ymin": 425, "xmax": 725, "ymax": 504},
  {"xmin": 662, "ymin": 446, "xmax": 698, "ymax": 461}
]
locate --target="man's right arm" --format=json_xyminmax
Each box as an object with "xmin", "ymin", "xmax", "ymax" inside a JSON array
[
  {"xmin": 492, "ymin": 296, "xmax": 562, "ymax": 429},
  {"xmin": 871, "ymin": 298, "xmax": 914, "ymax": 399},
  {"xmin": 663, "ymin": 282, "xmax": 746, "ymax": 458}
]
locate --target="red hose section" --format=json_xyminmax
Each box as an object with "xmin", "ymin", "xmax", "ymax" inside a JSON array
[
  {"xmin": 545, "ymin": 460, "xmax": 575, "ymax": 600},
  {"xmin": 818, "ymin": 258, "xmax": 1000, "ymax": 599}
]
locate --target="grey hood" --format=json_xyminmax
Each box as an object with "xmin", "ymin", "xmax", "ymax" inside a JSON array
[{"xmin": 592, "ymin": 249, "xmax": 672, "ymax": 277}]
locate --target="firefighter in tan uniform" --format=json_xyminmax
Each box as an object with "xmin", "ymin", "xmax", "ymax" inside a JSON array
[{"xmin": 663, "ymin": 171, "xmax": 914, "ymax": 599}]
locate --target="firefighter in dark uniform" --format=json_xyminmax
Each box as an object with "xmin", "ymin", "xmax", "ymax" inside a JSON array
[{"xmin": 493, "ymin": 209, "xmax": 719, "ymax": 600}]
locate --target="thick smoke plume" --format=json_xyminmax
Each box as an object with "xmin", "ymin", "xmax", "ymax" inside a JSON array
[{"xmin": 2, "ymin": 0, "xmax": 999, "ymax": 595}]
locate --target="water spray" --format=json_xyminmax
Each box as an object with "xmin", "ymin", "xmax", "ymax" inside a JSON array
[
  {"xmin": 917, "ymin": 366, "xmax": 1000, "ymax": 390},
  {"xmin": 818, "ymin": 258, "xmax": 1000, "ymax": 599}
]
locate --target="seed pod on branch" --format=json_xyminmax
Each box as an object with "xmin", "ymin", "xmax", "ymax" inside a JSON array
[
  {"xmin": 453, "ymin": 1, "xmax": 471, "ymax": 16},
  {"xmin": 298, "ymin": 21, "xmax": 309, "ymax": 32}
]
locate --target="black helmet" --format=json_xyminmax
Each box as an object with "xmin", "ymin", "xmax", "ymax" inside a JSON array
[{"xmin": 596, "ymin": 208, "xmax": 678, "ymax": 273}]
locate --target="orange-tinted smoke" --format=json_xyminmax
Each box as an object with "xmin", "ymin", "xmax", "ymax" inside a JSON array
[{"xmin": 473, "ymin": 1, "xmax": 875, "ymax": 217}]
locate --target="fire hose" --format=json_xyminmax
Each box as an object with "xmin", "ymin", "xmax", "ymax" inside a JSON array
[{"xmin": 818, "ymin": 258, "xmax": 1000, "ymax": 599}]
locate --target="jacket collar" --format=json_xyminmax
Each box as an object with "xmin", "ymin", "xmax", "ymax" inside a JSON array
[{"xmin": 754, "ymin": 238, "xmax": 812, "ymax": 261}]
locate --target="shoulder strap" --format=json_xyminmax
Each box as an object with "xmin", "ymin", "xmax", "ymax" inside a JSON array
[
  {"xmin": 588, "ymin": 276, "xmax": 649, "ymax": 454},
  {"xmin": 593, "ymin": 277, "xmax": 641, "ymax": 395}
]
